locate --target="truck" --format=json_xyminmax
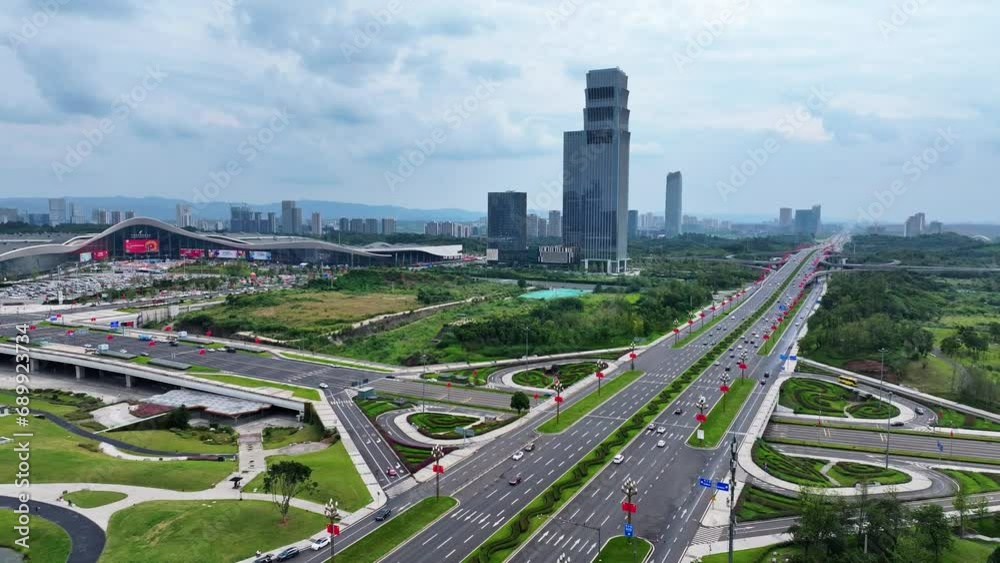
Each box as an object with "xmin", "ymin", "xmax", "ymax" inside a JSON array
[
  {"xmin": 138, "ymin": 334, "xmax": 152, "ymax": 341},
  {"xmin": 97, "ymin": 344, "xmax": 110, "ymax": 353}
]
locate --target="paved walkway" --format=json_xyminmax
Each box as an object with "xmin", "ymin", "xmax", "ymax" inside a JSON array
[{"xmin": 0, "ymin": 496, "xmax": 105, "ymax": 563}]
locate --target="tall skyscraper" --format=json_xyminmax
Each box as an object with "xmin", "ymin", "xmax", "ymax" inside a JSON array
[
  {"xmin": 176, "ymin": 204, "xmax": 193, "ymax": 228},
  {"xmin": 794, "ymin": 208, "xmax": 819, "ymax": 237},
  {"xmin": 48, "ymin": 198, "xmax": 66, "ymax": 227},
  {"xmin": 526, "ymin": 213, "xmax": 540, "ymax": 239},
  {"xmin": 562, "ymin": 68, "xmax": 631, "ymax": 273},
  {"xmin": 311, "ymin": 212, "xmax": 322, "ymax": 236},
  {"xmin": 904, "ymin": 213, "xmax": 926, "ymax": 238},
  {"xmin": 349, "ymin": 218, "xmax": 365, "ymax": 233},
  {"xmin": 381, "ymin": 218, "xmax": 397, "ymax": 235},
  {"xmin": 664, "ymin": 171, "xmax": 682, "ymax": 237},
  {"xmin": 627, "ymin": 210, "xmax": 638, "ymax": 240},
  {"xmin": 811, "ymin": 204, "xmax": 823, "ymax": 233},
  {"xmin": 364, "ymin": 218, "xmax": 379, "ymax": 234},
  {"xmin": 281, "ymin": 200, "xmax": 300, "ymax": 234},
  {"xmin": 779, "ymin": 207, "xmax": 793, "ymax": 227},
  {"xmin": 927, "ymin": 220, "xmax": 943, "ymax": 234},
  {"xmin": 124, "ymin": 210, "xmax": 135, "ymax": 220},
  {"xmin": 338, "ymin": 218, "xmax": 350, "ymax": 232},
  {"xmin": 487, "ymin": 191, "xmax": 527, "ymax": 261},
  {"xmin": 547, "ymin": 210, "xmax": 562, "ymax": 238}
]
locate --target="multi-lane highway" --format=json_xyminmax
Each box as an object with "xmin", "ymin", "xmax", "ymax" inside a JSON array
[{"xmin": 766, "ymin": 422, "xmax": 1000, "ymax": 460}]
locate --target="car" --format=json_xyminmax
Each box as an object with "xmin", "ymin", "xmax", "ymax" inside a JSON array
[
  {"xmin": 673, "ymin": 408, "xmax": 683, "ymax": 415},
  {"xmin": 275, "ymin": 547, "xmax": 299, "ymax": 561},
  {"xmin": 914, "ymin": 407, "xmax": 926, "ymax": 416},
  {"xmin": 119, "ymin": 348, "xmax": 128, "ymax": 353},
  {"xmin": 656, "ymin": 426, "xmax": 666, "ymax": 434},
  {"xmin": 509, "ymin": 474, "xmax": 523, "ymax": 486},
  {"xmin": 385, "ymin": 467, "xmax": 398, "ymax": 477},
  {"xmin": 523, "ymin": 443, "xmax": 535, "ymax": 452},
  {"xmin": 656, "ymin": 440, "xmax": 666, "ymax": 448},
  {"xmin": 309, "ymin": 537, "xmax": 330, "ymax": 551},
  {"xmin": 225, "ymin": 346, "xmax": 237, "ymax": 353},
  {"xmin": 374, "ymin": 507, "xmax": 392, "ymax": 521},
  {"xmin": 140, "ymin": 352, "xmax": 150, "ymax": 357},
  {"xmin": 760, "ymin": 379, "xmax": 766, "ymax": 386},
  {"xmin": 724, "ymin": 366, "xmax": 732, "ymax": 372},
  {"xmin": 647, "ymin": 423, "xmax": 656, "ymax": 431},
  {"xmin": 83, "ymin": 343, "xmax": 93, "ymax": 349},
  {"xmin": 764, "ymin": 371, "xmax": 770, "ymax": 378},
  {"xmin": 512, "ymin": 451, "xmax": 524, "ymax": 461},
  {"xmin": 729, "ymin": 354, "xmax": 735, "ymax": 359},
  {"xmin": 385, "ymin": 375, "xmax": 396, "ymax": 379},
  {"xmin": 714, "ymin": 361, "xmax": 721, "ymax": 367},
  {"xmin": 737, "ymin": 345, "xmax": 743, "ymax": 350},
  {"xmin": 168, "ymin": 340, "xmax": 179, "ymax": 347},
  {"xmin": 612, "ymin": 454, "xmax": 625, "ymax": 464},
  {"xmin": 253, "ymin": 555, "xmax": 275, "ymax": 563},
  {"xmin": 891, "ymin": 421, "xmax": 905, "ymax": 427},
  {"xmin": 318, "ymin": 382, "xmax": 329, "ymax": 389}
]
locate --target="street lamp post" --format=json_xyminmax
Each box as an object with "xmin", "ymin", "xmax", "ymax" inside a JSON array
[
  {"xmin": 629, "ymin": 342, "xmax": 636, "ymax": 370},
  {"xmin": 878, "ymin": 347, "xmax": 887, "ymax": 404},
  {"xmin": 553, "ymin": 380, "xmax": 565, "ymax": 424},
  {"xmin": 695, "ymin": 395, "xmax": 709, "ymax": 441},
  {"xmin": 622, "ymin": 478, "xmax": 639, "ymax": 563},
  {"xmin": 432, "ymin": 445, "xmax": 443, "ymax": 498},
  {"xmin": 719, "ymin": 373, "xmax": 731, "ymax": 413},
  {"xmin": 421, "ymin": 353, "xmax": 429, "ymax": 413},
  {"xmin": 885, "ymin": 390, "xmax": 894, "ymax": 469},
  {"xmin": 324, "ymin": 499, "xmax": 339, "ymax": 563}
]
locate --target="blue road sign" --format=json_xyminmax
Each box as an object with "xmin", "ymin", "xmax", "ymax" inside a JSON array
[
  {"xmin": 110, "ymin": 321, "xmax": 120, "ymax": 328},
  {"xmin": 624, "ymin": 523, "xmax": 634, "ymax": 537},
  {"xmin": 790, "ymin": 355, "xmax": 798, "ymax": 361},
  {"xmin": 780, "ymin": 354, "xmax": 788, "ymax": 360},
  {"xmin": 779, "ymin": 304, "xmax": 787, "ymax": 311},
  {"xmin": 49, "ymin": 316, "xmax": 57, "ymax": 321},
  {"xmin": 698, "ymin": 477, "xmax": 713, "ymax": 488},
  {"xmin": 937, "ymin": 440, "xmax": 944, "ymax": 452},
  {"xmin": 716, "ymin": 482, "xmax": 730, "ymax": 492}
]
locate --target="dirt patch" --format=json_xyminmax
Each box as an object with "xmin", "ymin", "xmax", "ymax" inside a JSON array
[{"xmin": 844, "ymin": 360, "xmax": 899, "ymax": 383}]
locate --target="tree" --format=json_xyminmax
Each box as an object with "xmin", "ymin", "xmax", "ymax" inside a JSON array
[
  {"xmin": 790, "ymin": 492, "xmax": 849, "ymax": 562},
  {"xmin": 940, "ymin": 334, "xmax": 962, "ymax": 358},
  {"xmin": 516, "ymin": 278, "xmax": 527, "ymax": 289},
  {"xmin": 262, "ymin": 460, "xmax": 318, "ymax": 524},
  {"xmin": 894, "ymin": 534, "xmax": 933, "ymax": 563},
  {"xmin": 910, "ymin": 504, "xmax": 953, "ymax": 562},
  {"xmin": 989, "ymin": 546, "xmax": 1000, "ymax": 563},
  {"xmin": 165, "ymin": 405, "xmax": 190, "ymax": 429},
  {"xmin": 509, "ymin": 391, "xmax": 530, "ymax": 415},
  {"xmin": 953, "ymin": 484, "xmax": 970, "ymax": 537}
]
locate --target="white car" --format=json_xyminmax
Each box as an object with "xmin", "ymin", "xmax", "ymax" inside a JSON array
[
  {"xmin": 612, "ymin": 454, "xmax": 625, "ymax": 464},
  {"xmin": 318, "ymin": 383, "xmax": 329, "ymax": 389},
  {"xmin": 310, "ymin": 537, "xmax": 331, "ymax": 551},
  {"xmin": 512, "ymin": 451, "xmax": 524, "ymax": 461},
  {"xmin": 656, "ymin": 440, "xmax": 666, "ymax": 448},
  {"xmin": 656, "ymin": 427, "xmax": 667, "ymax": 434}
]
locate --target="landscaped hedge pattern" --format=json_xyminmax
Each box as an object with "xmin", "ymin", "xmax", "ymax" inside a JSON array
[
  {"xmin": 778, "ymin": 378, "xmax": 899, "ymax": 419},
  {"xmin": 409, "ymin": 413, "xmax": 479, "ymax": 438},
  {"xmin": 511, "ymin": 362, "xmax": 600, "ymax": 389},
  {"xmin": 465, "ymin": 252, "xmax": 818, "ymax": 563},
  {"xmin": 751, "ymin": 440, "xmax": 830, "ymax": 487},
  {"xmin": 735, "ymin": 485, "xmax": 800, "ymax": 521}
]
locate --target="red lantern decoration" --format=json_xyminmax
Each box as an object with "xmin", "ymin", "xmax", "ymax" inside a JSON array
[
  {"xmin": 254, "ymin": 337, "xmax": 261, "ymax": 344},
  {"xmin": 205, "ymin": 330, "xmax": 212, "ymax": 337},
  {"xmin": 446, "ymin": 382, "xmax": 452, "ymax": 388},
  {"xmin": 554, "ymin": 395, "xmax": 564, "ymax": 404},
  {"xmin": 695, "ymin": 413, "xmax": 707, "ymax": 423},
  {"xmin": 628, "ymin": 353, "xmax": 636, "ymax": 359},
  {"xmin": 199, "ymin": 349, "xmax": 206, "ymax": 355},
  {"xmin": 533, "ymin": 393, "xmax": 539, "ymax": 400},
  {"xmin": 720, "ymin": 384, "xmax": 730, "ymax": 393},
  {"xmin": 165, "ymin": 326, "xmax": 172, "ymax": 332},
  {"xmin": 596, "ymin": 371, "xmax": 605, "ymax": 379},
  {"xmin": 673, "ymin": 328, "xmax": 680, "ymax": 334},
  {"xmin": 90, "ymin": 317, "xmax": 96, "ymax": 322},
  {"xmin": 149, "ymin": 341, "xmax": 156, "ymax": 347}
]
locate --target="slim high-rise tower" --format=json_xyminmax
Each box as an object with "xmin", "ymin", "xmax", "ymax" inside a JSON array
[
  {"xmin": 664, "ymin": 171, "xmax": 682, "ymax": 237},
  {"xmin": 562, "ymin": 68, "xmax": 630, "ymax": 273}
]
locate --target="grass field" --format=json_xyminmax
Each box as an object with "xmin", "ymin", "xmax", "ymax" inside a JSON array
[
  {"xmin": 0, "ymin": 415, "xmax": 234, "ymax": 491},
  {"xmin": 736, "ymin": 486, "xmax": 800, "ymax": 521},
  {"xmin": 511, "ymin": 361, "xmax": 600, "ymax": 389},
  {"xmin": 99, "ymin": 500, "xmax": 326, "ymax": 563},
  {"xmin": 687, "ymin": 377, "xmax": 756, "ymax": 447},
  {"xmin": 968, "ymin": 514, "xmax": 1000, "ymax": 538},
  {"xmin": 936, "ymin": 407, "xmax": 1000, "ymax": 432},
  {"xmin": 538, "ymin": 370, "xmax": 643, "ymax": 433},
  {"xmin": 261, "ymin": 422, "xmax": 326, "ymax": 449},
  {"xmin": 826, "ymin": 461, "xmax": 911, "ymax": 486},
  {"xmin": 244, "ymin": 441, "xmax": 371, "ymax": 511},
  {"xmin": 765, "ymin": 436, "xmax": 1000, "ymax": 466},
  {"xmin": 337, "ymin": 497, "xmax": 457, "ymax": 563},
  {"xmin": 188, "ymin": 372, "xmax": 321, "ymax": 401},
  {"xmin": 63, "ymin": 489, "xmax": 128, "ymax": 508},
  {"xmin": 408, "ymin": 412, "xmax": 479, "ymax": 438},
  {"xmin": 596, "ymin": 536, "xmax": 652, "ymax": 562},
  {"xmin": 0, "ymin": 389, "xmax": 104, "ymax": 419},
  {"xmin": 752, "ymin": 440, "xmax": 831, "ymax": 487},
  {"xmin": 393, "ymin": 443, "xmax": 435, "ymax": 466},
  {"xmin": 0, "ymin": 509, "xmax": 71, "ymax": 563},
  {"xmin": 941, "ymin": 469, "xmax": 1000, "ymax": 494},
  {"xmin": 109, "ymin": 428, "xmax": 237, "ymax": 454},
  {"xmin": 254, "ymin": 291, "xmax": 420, "ymax": 328},
  {"xmin": 700, "ymin": 538, "xmax": 994, "ymax": 563},
  {"xmin": 356, "ymin": 398, "xmax": 411, "ymax": 418},
  {"xmin": 778, "ymin": 378, "xmax": 898, "ymax": 419}
]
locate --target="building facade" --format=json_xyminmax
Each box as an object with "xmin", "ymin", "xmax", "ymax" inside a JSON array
[
  {"xmin": 627, "ymin": 209, "xmax": 638, "ymax": 240},
  {"xmin": 562, "ymin": 68, "xmax": 631, "ymax": 273},
  {"xmin": 547, "ymin": 210, "xmax": 562, "ymax": 238},
  {"xmin": 48, "ymin": 198, "xmax": 66, "ymax": 227},
  {"xmin": 664, "ymin": 171, "xmax": 682, "ymax": 237}
]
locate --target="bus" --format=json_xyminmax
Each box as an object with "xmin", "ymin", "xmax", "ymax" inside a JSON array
[{"xmin": 838, "ymin": 375, "xmax": 858, "ymax": 387}]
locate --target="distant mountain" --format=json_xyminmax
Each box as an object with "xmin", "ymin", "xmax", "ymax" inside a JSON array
[{"xmin": 0, "ymin": 197, "xmax": 485, "ymax": 223}]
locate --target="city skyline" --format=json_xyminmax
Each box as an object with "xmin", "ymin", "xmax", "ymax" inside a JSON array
[{"xmin": 1, "ymin": 2, "xmax": 994, "ymax": 223}]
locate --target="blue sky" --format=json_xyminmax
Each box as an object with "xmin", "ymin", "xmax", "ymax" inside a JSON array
[{"xmin": 2, "ymin": 0, "xmax": 997, "ymax": 223}]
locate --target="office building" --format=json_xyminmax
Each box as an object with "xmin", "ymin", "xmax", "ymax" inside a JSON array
[
  {"xmin": 904, "ymin": 213, "xmax": 926, "ymax": 238},
  {"xmin": 266, "ymin": 212, "xmax": 278, "ymax": 234},
  {"xmin": 547, "ymin": 210, "xmax": 562, "ymax": 238},
  {"xmin": 627, "ymin": 210, "xmax": 638, "ymax": 240},
  {"xmin": 927, "ymin": 220, "xmax": 943, "ymax": 234},
  {"xmin": 562, "ymin": 68, "xmax": 631, "ymax": 273},
  {"xmin": 794, "ymin": 208, "xmax": 820, "ymax": 237},
  {"xmin": 0, "ymin": 208, "xmax": 19, "ymax": 223},
  {"xmin": 779, "ymin": 207, "xmax": 793, "ymax": 227},
  {"xmin": 487, "ymin": 191, "xmax": 527, "ymax": 262},
  {"xmin": 124, "ymin": 210, "xmax": 135, "ymax": 220},
  {"xmin": 350, "ymin": 218, "xmax": 365, "ymax": 233},
  {"xmin": 48, "ymin": 198, "xmax": 66, "ymax": 226},
  {"xmin": 526, "ymin": 213, "xmax": 542, "ymax": 239},
  {"xmin": 381, "ymin": 218, "xmax": 397, "ymax": 235},
  {"xmin": 811, "ymin": 204, "xmax": 823, "ymax": 233},
  {"xmin": 176, "ymin": 204, "xmax": 193, "ymax": 228},
  {"xmin": 364, "ymin": 218, "xmax": 379, "ymax": 234},
  {"xmin": 338, "ymin": 218, "xmax": 350, "ymax": 232},
  {"xmin": 664, "ymin": 171, "xmax": 682, "ymax": 237},
  {"xmin": 281, "ymin": 200, "xmax": 301, "ymax": 235},
  {"xmin": 110, "ymin": 210, "xmax": 123, "ymax": 225},
  {"xmin": 311, "ymin": 212, "xmax": 322, "ymax": 236}
]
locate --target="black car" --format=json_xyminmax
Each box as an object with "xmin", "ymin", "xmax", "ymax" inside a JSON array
[
  {"xmin": 276, "ymin": 547, "xmax": 299, "ymax": 561},
  {"xmin": 225, "ymin": 346, "xmax": 237, "ymax": 353},
  {"xmin": 764, "ymin": 371, "xmax": 770, "ymax": 378},
  {"xmin": 374, "ymin": 507, "xmax": 392, "ymax": 521},
  {"xmin": 253, "ymin": 555, "xmax": 275, "ymax": 563}
]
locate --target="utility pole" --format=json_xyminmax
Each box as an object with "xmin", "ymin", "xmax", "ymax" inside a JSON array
[
  {"xmin": 622, "ymin": 478, "xmax": 639, "ymax": 563},
  {"xmin": 878, "ymin": 347, "xmax": 887, "ymax": 404},
  {"xmin": 728, "ymin": 434, "xmax": 737, "ymax": 563},
  {"xmin": 432, "ymin": 445, "xmax": 443, "ymax": 498},
  {"xmin": 885, "ymin": 390, "xmax": 894, "ymax": 469},
  {"xmin": 553, "ymin": 380, "xmax": 565, "ymax": 424}
]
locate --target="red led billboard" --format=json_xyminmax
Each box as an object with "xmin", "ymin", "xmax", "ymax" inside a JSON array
[
  {"xmin": 180, "ymin": 248, "xmax": 205, "ymax": 258},
  {"xmin": 124, "ymin": 239, "xmax": 160, "ymax": 254},
  {"xmin": 93, "ymin": 249, "xmax": 109, "ymax": 260}
]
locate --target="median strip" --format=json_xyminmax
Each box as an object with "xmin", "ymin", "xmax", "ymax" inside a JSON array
[
  {"xmin": 336, "ymin": 496, "xmax": 457, "ymax": 563},
  {"xmin": 687, "ymin": 377, "xmax": 756, "ymax": 448},
  {"xmin": 537, "ymin": 370, "xmax": 643, "ymax": 434}
]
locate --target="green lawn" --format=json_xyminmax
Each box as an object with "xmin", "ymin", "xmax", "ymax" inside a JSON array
[
  {"xmin": 188, "ymin": 372, "xmax": 321, "ymax": 401},
  {"xmin": 99, "ymin": 500, "xmax": 326, "ymax": 563},
  {"xmin": 393, "ymin": 443, "xmax": 435, "ymax": 466},
  {"xmin": 596, "ymin": 536, "xmax": 651, "ymax": 562},
  {"xmin": 764, "ymin": 437, "xmax": 1000, "ymax": 466},
  {"xmin": 262, "ymin": 422, "xmax": 326, "ymax": 449},
  {"xmin": 245, "ymin": 441, "xmax": 371, "ymax": 511},
  {"xmin": 736, "ymin": 486, "xmax": 800, "ymax": 521},
  {"xmin": 512, "ymin": 362, "xmax": 599, "ymax": 389},
  {"xmin": 826, "ymin": 461, "xmax": 911, "ymax": 487},
  {"xmin": 941, "ymin": 469, "xmax": 1000, "ymax": 494},
  {"xmin": 408, "ymin": 412, "xmax": 479, "ymax": 438},
  {"xmin": 336, "ymin": 497, "xmax": 457, "ymax": 563},
  {"xmin": 63, "ymin": 489, "xmax": 128, "ymax": 508},
  {"xmin": 778, "ymin": 378, "xmax": 898, "ymax": 419},
  {"xmin": 752, "ymin": 440, "xmax": 831, "ymax": 487},
  {"xmin": 0, "ymin": 509, "xmax": 71, "ymax": 563},
  {"xmin": 538, "ymin": 370, "xmax": 644, "ymax": 433},
  {"xmin": 968, "ymin": 514, "xmax": 1000, "ymax": 538},
  {"xmin": 356, "ymin": 398, "xmax": 410, "ymax": 418},
  {"xmin": 936, "ymin": 407, "xmax": 1000, "ymax": 432},
  {"xmin": 0, "ymin": 389, "xmax": 104, "ymax": 418},
  {"xmin": 943, "ymin": 538, "xmax": 996, "ymax": 563},
  {"xmin": 0, "ymin": 415, "xmax": 234, "ymax": 491},
  {"xmin": 109, "ymin": 428, "xmax": 238, "ymax": 454},
  {"xmin": 701, "ymin": 544, "xmax": 799, "ymax": 563},
  {"xmin": 687, "ymin": 377, "xmax": 756, "ymax": 447}
]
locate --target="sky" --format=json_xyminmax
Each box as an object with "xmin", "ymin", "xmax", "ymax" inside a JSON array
[{"xmin": 2, "ymin": 0, "xmax": 998, "ymax": 224}]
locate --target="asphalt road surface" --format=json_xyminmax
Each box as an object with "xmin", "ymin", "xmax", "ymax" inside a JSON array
[
  {"xmin": 0, "ymin": 497, "xmax": 106, "ymax": 563},
  {"xmin": 765, "ymin": 422, "xmax": 1000, "ymax": 460}
]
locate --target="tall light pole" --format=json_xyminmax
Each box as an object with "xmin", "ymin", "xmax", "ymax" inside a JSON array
[
  {"xmin": 885, "ymin": 390, "xmax": 894, "ymax": 469},
  {"xmin": 719, "ymin": 373, "xmax": 731, "ymax": 413},
  {"xmin": 622, "ymin": 478, "xmax": 639, "ymax": 563},
  {"xmin": 523, "ymin": 326, "xmax": 529, "ymax": 358},
  {"xmin": 695, "ymin": 395, "xmax": 709, "ymax": 441},
  {"xmin": 421, "ymin": 353, "xmax": 428, "ymax": 413},
  {"xmin": 432, "ymin": 445, "xmax": 443, "ymax": 498},
  {"xmin": 629, "ymin": 342, "xmax": 636, "ymax": 370},
  {"xmin": 878, "ymin": 347, "xmax": 887, "ymax": 404},
  {"xmin": 553, "ymin": 380, "xmax": 565, "ymax": 424},
  {"xmin": 324, "ymin": 498, "xmax": 339, "ymax": 563}
]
